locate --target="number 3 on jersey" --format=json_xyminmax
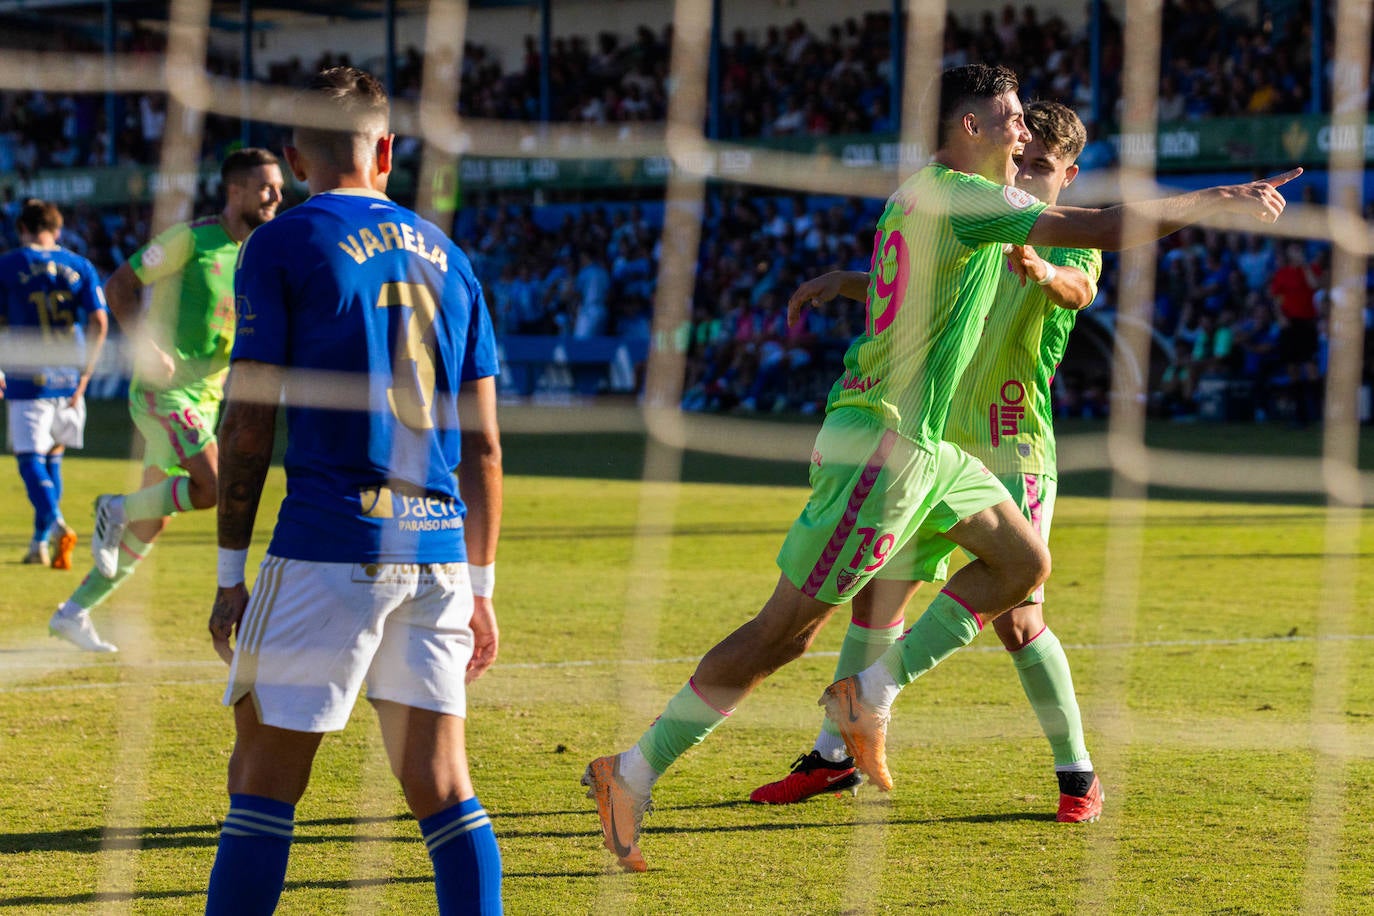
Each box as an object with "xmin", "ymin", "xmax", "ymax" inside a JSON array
[
  {"xmin": 868, "ymin": 228, "xmax": 908, "ymax": 337},
  {"xmin": 375, "ymin": 281, "xmax": 438, "ymax": 430}
]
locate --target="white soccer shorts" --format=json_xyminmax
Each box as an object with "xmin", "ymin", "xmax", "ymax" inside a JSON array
[
  {"xmin": 225, "ymin": 555, "xmax": 476, "ymax": 732},
  {"xmin": 6, "ymin": 397, "xmax": 86, "ymax": 454}
]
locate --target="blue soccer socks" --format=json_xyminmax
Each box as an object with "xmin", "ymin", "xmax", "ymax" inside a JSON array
[
  {"xmin": 16, "ymin": 453, "xmax": 58, "ymax": 541},
  {"xmin": 420, "ymin": 797, "xmax": 503, "ymax": 914},
  {"xmin": 205, "ymin": 794, "xmax": 294, "ymax": 915}
]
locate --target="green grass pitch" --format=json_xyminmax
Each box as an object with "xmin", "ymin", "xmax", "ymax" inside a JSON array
[{"xmin": 1, "ymin": 407, "xmax": 1372, "ymax": 914}]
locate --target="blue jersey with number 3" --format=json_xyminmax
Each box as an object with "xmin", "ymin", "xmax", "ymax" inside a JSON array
[
  {"xmin": 0, "ymin": 246, "xmax": 107, "ymax": 399},
  {"xmin": 232, "ymin": 188, "xmax": 499, "ymax": 564}
]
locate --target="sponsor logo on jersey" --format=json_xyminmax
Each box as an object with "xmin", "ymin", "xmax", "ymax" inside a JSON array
[
  {"xmin": 1003, "ymin": 186, "xmax": 1039, "ymax": 210},
  {"xmin": 836, "ymin": 570, "xmax": 861, "ymax": 595},
  {"xmin": 141, "ymin": 244, "xmax": 165, "ymax": 268},
  {"xmin": 358, "ymin": 485, "xmax": 465, "ymax": 531}
]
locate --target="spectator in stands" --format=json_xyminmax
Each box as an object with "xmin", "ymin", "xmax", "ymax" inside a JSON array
[
  {"xmin": 1270, "ymin": 242, "xmax": 1323, "ymax": 424},
  {"xmin": 573, "ymin": 250, "xmax": 611, "ymax": 338}
]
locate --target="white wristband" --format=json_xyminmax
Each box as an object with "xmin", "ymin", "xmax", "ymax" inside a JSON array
[
  {"xmin": 217, "ymin": 548, "xmax": 249, "ymax": 588},
  {"xmin": 1036, "ymin": 263, "xmax": 1058, "ymax": 286},
  {"xmin": 468, "ymin": 563, "xmax": 495, "ymax": 598}
]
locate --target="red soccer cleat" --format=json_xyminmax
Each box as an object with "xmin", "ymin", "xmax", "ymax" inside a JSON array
[
  {"xmin": 1056, "ymin": 774, "xmax": 1104, "ymax": 823},
  {"xmin": 749, "ymin": 750, "xmax": 861, "ymax": 804}
]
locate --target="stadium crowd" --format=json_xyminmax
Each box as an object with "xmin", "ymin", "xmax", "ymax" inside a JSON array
[
  {"xmin": 0, "ymin": 1, "xmax": 1360, "ymax": 423},
  {"xmin": 0, "ymin": 0, "xmax": 1327, "ymax": 172},
  {"xmin": 0, "ymin": 174, "xmax": 1361, "ymax": 426}
]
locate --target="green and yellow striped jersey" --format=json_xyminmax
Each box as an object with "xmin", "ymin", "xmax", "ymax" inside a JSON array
[
  {"xmin": 944, "ymin": 245, "xmax": 1102, "ymax": 476},
  {"xmin": 825, "ymin": 163, "xmax": 1048, "ymax": 451},
  {"xmin": 128, "ymin": 215, "xmax": 239, "ymax": 400}
]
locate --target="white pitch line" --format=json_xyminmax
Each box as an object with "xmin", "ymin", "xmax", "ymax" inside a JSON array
[{"xmin": 1, "ymin": 633, "xmax": 1371, "ymax": 694}]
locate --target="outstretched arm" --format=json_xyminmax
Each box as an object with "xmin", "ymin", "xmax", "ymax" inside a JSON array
[{"xmin": 1027, "ymin": 168, "xmax": 1302, "ymax": 251}]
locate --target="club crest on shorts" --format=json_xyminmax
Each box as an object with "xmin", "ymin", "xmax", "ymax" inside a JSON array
[{"xmin": 836, "ymin": 570, "xmax": 861, "ymax": 595}]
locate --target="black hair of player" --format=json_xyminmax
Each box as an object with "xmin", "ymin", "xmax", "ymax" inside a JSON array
[
  {"xmin": 17, "ymin": 198, "xmax": 62, "ymax": 236},
  {"xmin": 927, "ymin": 64, "xmax": 1021, "ymax": 148},
  {"xmin": 221, "ymin": 147, "xmax": 280, "ymax": 186}
]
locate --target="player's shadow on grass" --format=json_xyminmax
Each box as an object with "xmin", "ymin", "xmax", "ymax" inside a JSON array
[
  {"xmin": 497, "ymin": 800, "xmax": 1049, "ymax": 843},
  {"xmin": 0, "ymin": 875, "xmax": 439, "ymax": 908},
  {"xmin": 0, "ymin": 813, "xmax": 418, "ymax": 856}
]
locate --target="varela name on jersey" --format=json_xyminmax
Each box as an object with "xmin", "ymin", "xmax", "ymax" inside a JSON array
[{"xmin": 336, "ymin": 220, "xmax": 450, "ymax": 272}]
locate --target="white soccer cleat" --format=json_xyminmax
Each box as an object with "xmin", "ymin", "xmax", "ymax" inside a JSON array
[
  {"xmin": 21, "ymin": 541, "xmax": 51, "ymax": 566},
  {"xmin": 90, "ymin": 495, "xmax": 127, "ymax": 578},
  {"xmin": 49, "ymin": 608, "xmax": 118, "ymax": 653}
]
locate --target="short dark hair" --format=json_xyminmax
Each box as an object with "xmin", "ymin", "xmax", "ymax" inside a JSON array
[
  {"xmin": 1024, "ymin": 100, "xmax": 1087, "ymax": 162},
  {"xmin": 293, "ymin": 66, "xmax": 390, "ymax": 167},
  {"xmin": 18, "ymin": 199, "xmax": 61, "ymax": 235},
  {"xmin": 221, "ymin": 147, "xmax": 279, "ymax": 185},
  {"xmin": 929, "ymin": 64, "xmax": 1021, "ymax": 148}
]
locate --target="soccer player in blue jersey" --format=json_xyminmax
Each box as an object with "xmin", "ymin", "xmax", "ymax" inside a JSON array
[
  {"xmin": 0, "ymin": 199, "xmax": 108, "ymax": 581},
  {"xmin": 205, "ymin": 67, "xmax": 503, "ymax": 915}
]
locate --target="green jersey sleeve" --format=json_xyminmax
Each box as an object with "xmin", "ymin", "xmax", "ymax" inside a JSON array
[
  {"xmin": 129, "ymin": 222, "xmax": 195, "ymax": 286},
  {"xmin": 948, "ymin": 173, "xmax": 1048, "ymax": 248}
]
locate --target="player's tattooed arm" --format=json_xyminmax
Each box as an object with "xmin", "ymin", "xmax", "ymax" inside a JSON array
[
  {"xmin": 216, "ymin": 359, "xmax": 283, "ymax": 549},
  {"xmin": 211, "ymin": 359, "xmax": 282, "ymax": 662}
]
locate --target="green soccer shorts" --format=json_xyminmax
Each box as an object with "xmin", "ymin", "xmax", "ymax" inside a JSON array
[
  {"xmin": 776, "ymin": 408, "xmax": 1011, "ymax": 605},
  {"xmin": 130, "ymin": 387, "xmax": 219, "ymax": 475},
  {"xmin": 916, "ymin": 471, "xmax": 1058, "ymax": 602}
]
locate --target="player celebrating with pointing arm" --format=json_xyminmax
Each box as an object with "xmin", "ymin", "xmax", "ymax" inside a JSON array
[
  {"xmin": 0, "ymin": 199, "xmax": 108, "ymax": 574},
  {"xmin": 205, "ymin": 67, "xmax": 503, "ymax": 915},
  {"xmin": 583, "ymin": 63, "xmax": 1298, "ymax": 873},
  {"xmin": 750, "ymin": 101, "xmax": 1105, "ymax": 821},
  {"xmin": 48, "ymin": 148, "xmax": 283, "ymax": 652}
]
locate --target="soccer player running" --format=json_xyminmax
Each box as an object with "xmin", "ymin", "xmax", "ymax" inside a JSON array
[
  {"xmin": 205, "ymin": 67, "xmax": 503, "ymax": 914},
  {"xmin": 49, "ymin": 148, "xmax": 284, "ymax": 652},
  {"xmin": 584, "ymin": 63, "xmax": 1298, "ymax": 872},
  {"xmin": 0, "ymin": 199, "xmax": 108, "ymax": 574},
  {"xmin": 750, "ymin": 101, "xmax": 1105, "ymax": 822}
]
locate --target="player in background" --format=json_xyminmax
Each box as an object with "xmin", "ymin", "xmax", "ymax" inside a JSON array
[
  {"xmin": 584, "ymin": 63, "xmax": 1298, "ymax": 872},
  {"xmin": 205, "ymin": 67, "xmax": 503, "ymax": 914},
  {"xmin": 0, "ymin": 199, "xmax": 108, "ymax": 575},
  {"xmin": 48, "ymin": 148, "xmax": 283, "ymax": 653},
  {"xmin": 750, "ymin": 101, "xmax": 1104, "ymax": 822}
]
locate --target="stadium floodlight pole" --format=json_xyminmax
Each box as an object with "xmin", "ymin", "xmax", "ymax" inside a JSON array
[
  {"xmin": 888, "ymin": 0, "xmax": 902, "ymax": 131},
  {"xmin": 385, "ymin": 0, "xmax": 398, "ymax": 95},
  {"xmin": 539, "ymin": 0, "xmax": 551, "ymax": 125},
  {"xmin": 707, "ymin": 0, "xmax": 721, "ymax": 139},
  {"xmin": 240, "ymin": 0, "xmax": 253, "ymax": 148},
  {"xmin": 1089, "ymin": 0, "xmax": 1104, "ymax": 129},
  {"xmin": 104, "ymin": 0, "xmax": 115, "ymax": 165}
]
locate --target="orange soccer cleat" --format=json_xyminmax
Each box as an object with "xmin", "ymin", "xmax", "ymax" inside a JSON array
[
  {"xmin": 819, "ymin": 676, "xmax": 893, "ymax": 791},
  {"xmin": 50, "ymin": 525, "xmax": 77, "ymax": 570},
  {"xmin": 582, "ymin": 755, "xmax": 653, "ymax": 873}
]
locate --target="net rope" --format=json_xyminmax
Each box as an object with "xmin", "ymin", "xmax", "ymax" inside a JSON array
[{"xmin": 0, "ymin": 0, "xmax": 1367, "ymax": 910}]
